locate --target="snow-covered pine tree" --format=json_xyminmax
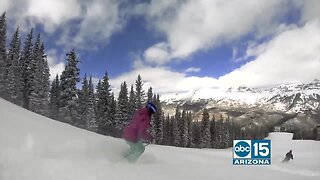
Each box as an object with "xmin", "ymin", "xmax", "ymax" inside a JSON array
[
  {"xmin": 114, "ymin": 81, "xmax": 128, "ymax": 137},
  {"xmin": 110, "ymin": 92, "xmax": 117, "ymax": 127},
  {"xmin": 225, "ymin": 116, "xmax": 232, "ymax": 147},
  {"xmin": 171, "ymin": 115, "xmax": 180, "ymax": 146},
  {"xmin": 101, "ymin": 72, "xmax": 113, "ymax": 133},
  {"xmin": 95, "ymin": 80, "xmax": 104, "ymax": 133},
  {"xmin": 187, "ymin": 112, "xmax": 193, "ymax": 147},
  {"xmin": 163, "ymin": 114, "xmax": 171, "ymax": 145},
  {"xmin": 95, "ymin": 72, "xmax": 113, "ymax": 135},
  {"xmin": 87, "ymin": 76, "xmax": 97, "ymax": 132},
  {"xmin": 20, "ymin": 29, "xmax": 34, "ymax": 109},
  {"xmin": 147, "ymin": 87, "xmax": 153, "ymax": 102},
  {"xmin": 29, "ymin": 35, "xmax": 50, "ymax": 116},
  {"xmin": 213, "ymin": 116, "xmax": 223, "ymax": 148},
  {"xmin": 135, "ymin": 74, "xmax": 145, "ymax": 109},
  {"xmin": 49, "ymin": 75, "xmax": 60, "ymax": 120},
  {"xmin": 6, "ymin": 27, "xmax": 22, "ymax": 105},
  {"xmin": 174, "ymin": 106, "xmax": 182, "ymax": 146},
  {"xmin": 78, "ymin": 74, "xmax": 90, "ymax": 127},
  {"xmin": 220, "ymin": 119, "xmax": 230, "ymax": 148},
  {"xmin": 127, "ymin": 85, "xmax": 136, "ymax": 121},
  {"xmin": 152, "ymin": 94, "xmax": 163, "ymax": 144},
  {"xmin": 0, "ymin": 13, "xmax": 7, "ymax": 98},
  {"xmin": 37, "ymin": 43, "xmax": 50, "ymax": 116},
  {"xmin": 59, "ymin": 49, "xmax": 80, "ymax": 124},
  {"xmin": 200, "ymin": 108, "xmax": 211, "ymax": 148},
  {"xmin": 29, "ymin": 34, "xmax": 41, "ymax": 113},
  {"xmin": 180, "ymin": 110, "xmax": 188, "ymax": 147},
  {"xmin": 191, "ymin": 120, "xmax": 200, "ymax": 148},
  {"xmin": 210, "ymin": 115, "xmax": 216, "ymax": 148},
  {"xmin": 161, "ymin": 112, "xmax": 166, "ymax": 145}
]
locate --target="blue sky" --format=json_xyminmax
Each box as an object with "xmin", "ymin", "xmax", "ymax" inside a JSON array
[{"xmin": 1, "ymin": 0, "xmax": 320, "ymax": 95}]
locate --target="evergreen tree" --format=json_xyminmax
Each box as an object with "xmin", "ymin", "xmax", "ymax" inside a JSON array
[
  {"xmin": 20, "ymin": 29, "xmax": 35, "ymax": 109},
  {"xmin": 95, "ymin": 80, "xmax": 104, "ymax": 133},
  {"xmin": 115, "ymin": 81, "xmax": 128, "ymax": 137},
  {"xmin": 110, "ymin": 92, "xmax": 117, "ymax": 127},
  {"xmin": 214, "ymin": 117, "xmax": 223, "ymax": 148},
  {"xmin": 6, "ymin": 27, "xmax": 22, "ymax": 105},
  {"xmin": 59, "ymin": 50, "xmax": 80, "ymax": 124},
  {"xmin": 163, "ymin": 114, "xmax": 171, "ymax": 145},
  {"xmin": 29, "ymin": 34, "xmax": 41, "ymax": 113},
  {"xmin": 225, "ymin": 116, "xmax": 232, "ymax": 147},
  {"xmin": 187, "ymin": 112, "xmax": 193, "ymax": 147},
  {"xmin": 38, "ymin": 43, "xmax": 50, "ymax": 115},
  {"xmin": 95, "ymin": 72, "xmax": 112, "ymax": 135},
  {"xmin": 78, "ymin": 75, "xmax": 97, "ymax": 131},
  {"xmin": 210, "ymin": 115, "xmax": 216, "ymax": 147},
  {"xmin": 171, "ymin": 115, "xmax": 180, "ymax": 146},
  {"xmin": 0, "ymin": 13, "xmax": 7, "ymax": 97},
  {"xmin": 49, "ymin": 75, "xmax": 60, "ymax": 120},
  {"xmin": 180, "ymin": 110, "xmax": 188, "ymax": 147},
  {"xmin": 174, "ymin": 106, "xmax": 182, "ymax": 146},
  {"xmin": 191, "ymin": 120, "xmax": 200, "ymax": 148},
  {"xmin": 87, "ymin": 76, "xmax": 97, "ymax": 132},
  {"xmin": 127, "ymin": 85, "xmax": 136, "ymax": 121},
  {"xmin": 78, "ymin": 74, "xmax": 90, "ymax": 127},
  {"xmin": 147, "ymin": 87, "xmax": 153, "ymax": 102},
  {"xmin": 135, "ymin": 74, "xmax": 145, "ymax": 109},
  {"xmin": 29, "ymin": 36, "xmax": 50, "ymax": 115},
  {"xmin": 200, "ymin": 108, "xmax": 211, "ymax": 148},
  {"xmin": 152, "ymin": 94, "xmax": 163, "ymax": 144}
]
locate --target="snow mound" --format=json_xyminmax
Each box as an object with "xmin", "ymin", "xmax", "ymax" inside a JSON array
[{"xmin": 266, "ymin": 132, "xmax": 294, "ymax": 141}]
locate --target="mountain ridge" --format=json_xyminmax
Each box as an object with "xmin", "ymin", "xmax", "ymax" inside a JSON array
[{"xmin": 161, "ymin": 79, "xmax": 320, "ymax": 113}]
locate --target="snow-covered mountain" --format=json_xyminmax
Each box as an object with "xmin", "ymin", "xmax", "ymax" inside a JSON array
[
  {"xmin": 161, "ymin": 79, "xmax": 320, "ymax": 113},
  {"xmin": 1, "ymin": 98, "xmax": 320, "ymax": 180}
]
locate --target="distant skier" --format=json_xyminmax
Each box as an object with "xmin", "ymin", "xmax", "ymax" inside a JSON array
[
  {"xmin": 282, "ymin": 150, "xmax": 293, "ymax": 163},
  {"xmin": 122, "ymin": 102, "xmax": 157, "ymax": 163}
]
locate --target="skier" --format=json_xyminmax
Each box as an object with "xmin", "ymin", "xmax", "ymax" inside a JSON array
[
  {"xmin": 122, "ymin": 102, "xmax": 157, "ymax": 163},
  {"xmin": 282, "ymin": 150, "xmax": 293, "ymax": 163}
]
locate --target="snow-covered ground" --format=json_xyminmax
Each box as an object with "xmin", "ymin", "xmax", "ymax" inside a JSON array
[{"xmin": 0, "ymin": 98, "xmax": 319, "ymax": 180}]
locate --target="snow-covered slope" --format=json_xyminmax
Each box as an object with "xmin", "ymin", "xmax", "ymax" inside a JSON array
[
  {"xmin": 1, "ymin": 98, "xmax": 320, "ymax": 180},
  {"xmin": 161, "ymin": 80, "xmax": 320, "ymax": 113}
]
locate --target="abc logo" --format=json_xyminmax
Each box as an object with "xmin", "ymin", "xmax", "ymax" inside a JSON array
[{"xmin": 233, "ymin": 140, "xmax": 251, "ymax": 158}]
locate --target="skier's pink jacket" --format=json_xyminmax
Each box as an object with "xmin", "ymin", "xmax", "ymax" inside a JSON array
[{"xmin": 123, "ymin": 108, "xmax": 152, "ymax": 143}]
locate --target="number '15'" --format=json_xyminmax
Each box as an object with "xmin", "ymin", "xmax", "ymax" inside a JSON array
[{"xmin": 253, "ymin": 143, "xmax": 269, "ymax": 156}]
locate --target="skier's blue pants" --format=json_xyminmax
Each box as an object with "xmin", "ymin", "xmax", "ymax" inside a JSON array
[{"xmin": 125, "ymin": 140, "xmax": 145, "ymax": 163}]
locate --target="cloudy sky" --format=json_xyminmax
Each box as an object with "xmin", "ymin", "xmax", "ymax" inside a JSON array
[{"xmin": 1, "ymin": 0, "xmax": 320, "ymax": 94}]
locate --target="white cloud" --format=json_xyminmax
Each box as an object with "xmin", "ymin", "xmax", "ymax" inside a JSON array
[
  {"xmin": 219, "ymin": 20, "xmax": 320, "ymax": 87},
  {"xmin": 90, "ymin": 77, "xmax": 100, "ymax": 88},
  {"xmin": 185, "ymin": 67, "xmax": 201, "ymax": 73},
  {"xmin": 143, "ymin": 42, "xmax": 171, "ymax": 65},
  {"xmin": 46, "ymin": 49, "xmax": 64, "ymax": 81},
  {"xmin": 3, "ymin": 0, "xmax": 126, "ymax": 49},
  {"xmin": 58, "ymin": 0, "xmax": 126, "ymax": 49},
  {"xmin": 110, "ymin": 66, "xmax": 185, "ymax": 94},
  {"xmin": 295, "ymin": 0, "xmax": 320, "ymax": 23},
  {"xmin": 0, "ymin": 0, "xmax": 11, "ymax": 14},
  {"xmin": 141, "ymin": 0, "xmax": 290, "ymax": 64},
  {"xmin": 176, "ymin": 76, "xmax": 220, "ymax": 91},
  {"xmin": 110, "ymin": 64, "xmax": 220, "ymax": 96},
  {"xmin": 26, "ymin": 0, "xmax": 81, "ymax": 33}
]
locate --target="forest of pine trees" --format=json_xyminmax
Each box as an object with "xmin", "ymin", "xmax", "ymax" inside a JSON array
[{"xmin": 0, "ymin": 12, "xmax": 271, "ymax": 149}]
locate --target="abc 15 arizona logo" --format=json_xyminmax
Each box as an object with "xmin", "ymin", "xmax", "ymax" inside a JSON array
[{"xmin": 233, "ymin": 140, "xmax": 271, "ymax": 165}]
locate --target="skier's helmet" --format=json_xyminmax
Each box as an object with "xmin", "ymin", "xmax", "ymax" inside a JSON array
[{"xmin": 146, "ymin": 102, "xmax": 157, "ymax": 114}]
